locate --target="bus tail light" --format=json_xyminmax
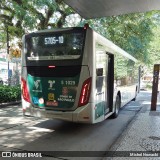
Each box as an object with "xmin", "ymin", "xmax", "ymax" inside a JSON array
[
  {"xmin": 48, "ymin": 66, "xmax": 56, "ymax": 68},
  {"xmin": 21, "ymin": 78, "xmax": 30, "ymax": 103},
  {"xmin": 78, "ymin": 77, "xmax": 92, "ymax": 107}
]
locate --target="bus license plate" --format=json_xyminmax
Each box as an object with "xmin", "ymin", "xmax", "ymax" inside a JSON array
[{"xmin": 46, "ymin": 101, "xmax": 58, "ymax": 106}]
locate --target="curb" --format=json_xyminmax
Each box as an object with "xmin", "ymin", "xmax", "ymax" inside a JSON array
[{"xmin": 0, "ymin": 100, "xmax": 21, "ymax": 108}]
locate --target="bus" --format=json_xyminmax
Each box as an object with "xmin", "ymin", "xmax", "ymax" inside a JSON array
[{"xmin": 21, "ymin": 25, "xmax": 139, "ymax": 124}]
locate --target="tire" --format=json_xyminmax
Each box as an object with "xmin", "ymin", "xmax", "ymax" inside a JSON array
[
  {"xmin": 111, "ymin": 95, "xmax": 121, "ymax": 118},
  {"xmin": 132, "ymin": 96, "xmax": 136, "ymax": 101},
  {"xmin": 132, "ymin": 88, "xmax": 138, "ymax": 101}
]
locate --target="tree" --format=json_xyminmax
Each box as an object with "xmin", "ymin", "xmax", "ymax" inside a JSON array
[
  {"xmin": 0, "ymin": 0, "xmax": 78, "ymax": 44},
  {"xmin": 1, "ymin": 0, "xmax": 159, "ymax": 65},
  {"xmin": 81, "ymin": 12, "xmax": 155, "ymax": 63},
  {"xmin": 148, "ymin": 25, "xmax": 160, "ymax": 70}
]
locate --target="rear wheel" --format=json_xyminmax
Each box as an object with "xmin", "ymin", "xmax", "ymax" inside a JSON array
[
  {"xmin": 111, "ymin": 95, "xmax": 120, "ymax": 118},
  {"xmin": 132, "ymin": 87, "xmax": 138, "ymax": 101}
]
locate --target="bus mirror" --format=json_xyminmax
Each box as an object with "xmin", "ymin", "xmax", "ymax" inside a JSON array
[{"xmin": 96, "ymin": 68, "xmax": 103, "ymax": 76}]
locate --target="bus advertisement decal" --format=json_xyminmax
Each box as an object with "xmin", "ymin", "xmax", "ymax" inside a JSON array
[
  {"xmin": 32, "ymin": 96, "xmax": 45, "ymax": 107},
  {"xmin": 95, "ymin": 102, "xmax": 105, "ymax": 119},
  {"xmin": 38, "ymin": 98, "xmax": 44, "ymax": 106},
  {"xmin": 48, "ymin": 80, "xmax": 56, "ymax": 90},
  {"xmin": 48, "ymin": 93, "xmax": 55, "ymax": 101},
  {"xmin": 62, "ymin": 87, "xmax": 68, "ymax": 96},
  {"xmin": 57, "ymin": 95, "xmax": 75, "ymax": 103},
  {"xmin": 32, "ymin": 97, "xmax": 39, "ymax": 104},
  {"xmin": 27, "ymin": 74, "xmax": 79, "ymax": 109}
]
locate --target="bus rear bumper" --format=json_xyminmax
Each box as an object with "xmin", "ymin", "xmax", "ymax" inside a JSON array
[
  {"xmin": 24, "ymin": 106, "xmax": 73, "ymax": 122},
  {"xmin": 22, "ymin": 101, "xmax": 93, "ymax": 123}
]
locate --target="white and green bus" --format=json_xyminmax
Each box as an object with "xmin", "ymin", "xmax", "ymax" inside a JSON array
[{"xmin": 21, "ymin": 25, "xmax": 139, "ymax": 124}]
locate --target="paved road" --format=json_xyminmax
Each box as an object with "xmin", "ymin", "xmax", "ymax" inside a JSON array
[{"xmin": 0, "ymin": 91, "xmax": 149, "ymax": 159}]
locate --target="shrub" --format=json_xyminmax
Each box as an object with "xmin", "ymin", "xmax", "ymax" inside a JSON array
[{"xmin": 0, "ymin": 85, "xmax": 21, "ymax": 103}]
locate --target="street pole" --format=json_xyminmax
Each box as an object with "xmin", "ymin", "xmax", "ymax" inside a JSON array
[
  {"xmin": 151, "ymin": 64, "xmax": 159, "ymax": 111},
  {"xmin": 6, "ymin": 25, "xmax": 10, "ymax": 85}
]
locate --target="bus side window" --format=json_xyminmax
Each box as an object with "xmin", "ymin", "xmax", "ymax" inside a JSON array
[
  {"xmin": 96, "ymin": 68, "xmax": 103, "ymax": 76},
  {"xmin": 96, "ymin": 68, "xmax": 104, "ymax": 92}
]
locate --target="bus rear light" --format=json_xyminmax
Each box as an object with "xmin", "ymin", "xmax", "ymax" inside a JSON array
[
  {"xmin": 21, "ymin": 78, "xmax": 30, "ymax": 103},
  {"xmin": 48, "ymin": 66, "xmax": 56, "ymax": 68},
  {"xmin": 78, "ymin": 77, "xmax": 92, "ymax": 107}
]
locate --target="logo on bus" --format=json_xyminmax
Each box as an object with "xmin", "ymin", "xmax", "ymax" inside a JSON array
[
  {"xmin": 62, "ymin": 87, "xmax": 69, "ymax": 96},
  {"xmin": 48, "ymin": 80, "xmax": 55, "ymax": 90},
  {"xmin": 34, "ymin": 80, "xmax": 40, "ymax": 89},
  {"xmin": 32, "ymin": 80, "xmax": 42, "ymax": 92},
  {"xmin": 32, "ymin": 97, "xmax": 39, "ymax": 104},
  {"xmin": 48, "ymin": 93, "xmax": 54, "ymax": 101},
  {"xmin": 39, "ymin": 98, "xmax": 44, "ymax": 105}
]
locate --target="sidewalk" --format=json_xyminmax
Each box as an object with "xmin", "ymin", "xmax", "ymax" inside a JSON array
[
  {"xmin": 0, "ymin": 100, "xmax": 21, "ymax": 108},
  {"xmin": 106, "ymin": 91, "xmax": 160, "ymax": 160}
]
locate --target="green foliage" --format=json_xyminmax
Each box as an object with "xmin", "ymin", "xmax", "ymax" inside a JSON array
[
  {"xmin": 0, "ymin": 85, "xmax": 21, "ymax": 103},
  {"xmin": 148, "ymin": 25, "xmax": 160, "ymax": 67},
  {"xmin": 0, "ymin": 0, "xmax": 160, "ymax": 67},
  {"xmin": 0, "ymin": 0, "xmax": 75, "ymax": 44},
  {"xmin": 81, "ymin": 12, "xmax": 155, "ymax": 63}
]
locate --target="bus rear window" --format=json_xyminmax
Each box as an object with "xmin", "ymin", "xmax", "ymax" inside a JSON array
[{"xmin": 25, "ymin": 30, "xmax": 85, "ymax": 61}]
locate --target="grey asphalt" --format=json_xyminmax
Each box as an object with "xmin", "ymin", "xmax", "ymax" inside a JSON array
[{"xmin": 0, "ymin": 91, "xmax": 159, "ymax": 160}]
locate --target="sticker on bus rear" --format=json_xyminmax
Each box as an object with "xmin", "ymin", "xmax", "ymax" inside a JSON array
[{"xmin": 27, "ymin": 74, "xmax": 79, "ymax": 109}]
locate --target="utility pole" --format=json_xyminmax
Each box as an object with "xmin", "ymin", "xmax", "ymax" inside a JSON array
[
  {"xmin": 151, "ymin": 64, "xmax": 159, "ymax": 111},
  {"xmin": 6, "ymin": 25, "xmax": 10, "ymax": 85}
]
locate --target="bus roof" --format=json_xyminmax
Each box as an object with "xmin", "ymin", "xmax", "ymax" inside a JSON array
[{"xmin": 25, "ymin": 27, "xmax": 83, "ymax": 36}]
